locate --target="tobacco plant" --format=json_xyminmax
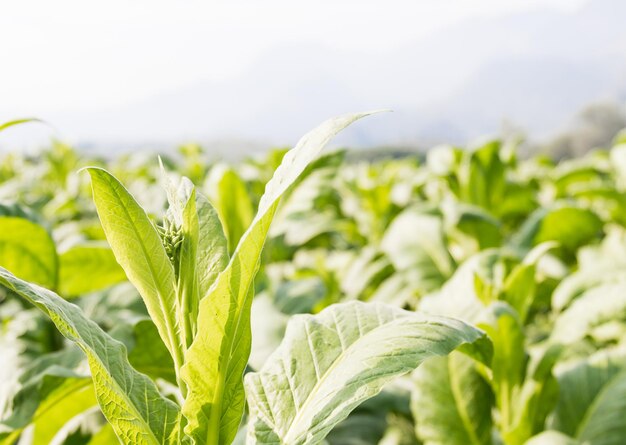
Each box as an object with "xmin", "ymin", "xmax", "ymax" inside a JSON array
[{"xmin": 0, "ymin": 113, "xmax": 489, "ymax": 445}]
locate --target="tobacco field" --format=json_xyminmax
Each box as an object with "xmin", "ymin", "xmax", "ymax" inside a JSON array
[{"xmin": 1, "ymin": 113, "xmax": 626, "ymax": 444}]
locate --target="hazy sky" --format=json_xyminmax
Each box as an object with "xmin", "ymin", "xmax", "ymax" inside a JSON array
[{"xmin": 2, "ymin": 0, "xmax": 587, "ymax": 117}]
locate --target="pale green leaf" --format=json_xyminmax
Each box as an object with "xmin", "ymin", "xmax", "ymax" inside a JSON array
[
  {"xmin": 575, "ymin": 370, "xmax": 626, "ymax": 444},
  {"xmin": 59, "ymin": 244, "xmax": 127, "ymax": 297},
  {"xmin": 0, "ymin": 268, "xmax": 181, "ymax": 445},
  {"xmin": 85, "ymin": 168, "xmax": 184, "ymax": 375},
  {"xmin": 511, "ymin": 205, "xmax": 602, "ymax": 253},
  {"xmin": 31, "ymin": 382, "xmax": 97, "ymax": 445},
  {"xmin": 381, "ymin": 208, "xmax": 454, "ymax": 295},
  {"xmin": 525, "ymin": 431, "xmax": 579, "ymax": 445},
  {"xmin": 0, "ymin": 118, "xmax": 43, "ymax": 133},
  {"xmin": 194, "ymin": 193, "xmax": 229, "ymax": 301},
  {"xmin": 121, "ymin": 319, "xmax": 177, "ymax": 385},
  {"xmin": 478, "ymin": 304, "xmax": 526, "ymax": 439},
  {"xmin": 551, "ymin": 282, "xmax": 626, "ymax": 345},
  {"xmin": 245, "ymin": 301, "xmax": 490, "ymax": 445},
  {"xmin": 411, "ymin": 352, "xmax": 493, "ymax": 445},
  {"xmin": 0, "ymin": 347, "xmax": 91, "ymax": 444},
  {"xmin": 551, "ymin": 347, "xmax": 626, "ymax": 440}
]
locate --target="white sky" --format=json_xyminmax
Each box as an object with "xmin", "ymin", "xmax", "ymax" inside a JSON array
[{"xmin": 1, "ymin": 0, "xmax": 586, "ymax": 117}]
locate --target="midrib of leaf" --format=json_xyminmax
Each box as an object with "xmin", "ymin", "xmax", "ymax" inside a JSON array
[
  {"xmin": 103, "ymin": 180, "xmax": 184, "ymax": 378},
  {"xmin": 282, "ymin": 313, "xmax": 396, "ymax": 443},
  {"xmin": 574, "ymin": 369, "xmax": 625, "ymax": 439},
  {"xmin": 448, "ymin": 356, "xmax": 482, "ymax": 445}
]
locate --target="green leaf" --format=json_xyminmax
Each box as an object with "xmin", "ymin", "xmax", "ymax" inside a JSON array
[
  {"xmin": 159, "ymin": 167, "xmax": 229, "ymax": 351},
  {"xmin": 502, "ymin": 263, "xmax": 536, "ymax": 325},
  {"xmin": 207, "ymin": 165, "xmax": 254, "ymax": 254},
  {"xmin": 510, "ymin": 205, "xmax": 602, "ymax": 254},
  {"xmin": 122, "ymin": 319, "xmax": 177, "ymax": 385},
  {"xmin": 419, "ymin": 250, "xmax": 501, "ymax": 322},
  {"xmin": 461, "ymin": 140, "xmax": 506, "ymax": 211},
  {"xmin": 31, "ymin": 381, "xmax": 97, "ymax": 445},
  {"xmin": 444, "ymin": 202, "xmax": 502, "ymax": 251},
  {"xmin": 0, "ymin": 347, "xmax": 92, "ymax": 444},
  {"xmin": 478, "ymin": 304, "xmax": 526, "ymax": 441},
  {"xmin": 381, "ymin": 208, "xmax": 455, "ymax": 295},
  {"xmin": 245, "ymin": 301, "xmax": 490, "ymax": 445},
  {"xmin": 551, "ymin": 347, "xmax": 626, "ymax": 441},
  {"xmin": 411, "ymin": 352, "xmax": 493, "ymax": 445},
  {"xmin": 0, "ymin": 216, "xmax": 58, "ymax": 289},
  {"xmin": 181, "ymin": 111, "xmax": 381, "ymax": 445},
  {"xmin": 174, "ymin": 184, "xmax": 200, "ymax": 351},
  {"xmin": 503, "ymin": 345, "xmax": 562, "ymax": 445},
  {"xmin": 0, "ymin": 118, "xmax": 43, "ymax": 133},
  {"xmin": 194, "ymin": 193, "xmax": 229, "ymax": 315},
  {"xmin": 85, "ymin": 168, "xmax": 184, "ymax": 378},
  {"xmin": 0, "ymin": 268, "xmax": 181, "ymax": 445},
  {"xmin": 59, "ymin": 244, "xmax": 127, "ymax": 297},
  {"xmin": 574, "ymin": 370, "xmax": 626, "ymax": 444}
]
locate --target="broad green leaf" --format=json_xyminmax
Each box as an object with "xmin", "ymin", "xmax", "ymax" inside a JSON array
[
  {"xmin": 245, "ymin": 301, "xmax": 490, "ymax": 445},
  {"xmin": 59, "ymin": 244, "xmax": 127, "ymax": 297},
  {"xmin": 510, "ymin": 205, "xmax": 602, "ymax": 254},
  {"xmin": 85, "ymin": 168, "xmax": 184, "ymax": 376},
  {"xmin": 193, "ymin": 194, "xmax": 229, "ymax": 315},
  {"xmin": 419, "ymin": 250, "xmax": 501, "ymax": 322},
  {"xmin": 181, "ymin": 111, "xmax": 381, "ymax": 445},
  {"xmin": 0, "ymin": 216, "xmax": 57, "ymax": 289},
  {"xmin": 0, "ymin": 268, "xmax": 181, "ymax": 445},
  {"xmin": 31, "ymin": 382, "xmax": 97, "ymax": 445},
  {"xmin": 550, "ymin": 347, "xmax": 626, "ymax": 439},
  {"xmin": 574, "ymin": 370, "xmax": 626, "ymax": 444},
  {"xmin": 411, "ymin": 352, "xmax": 493, "ymax": 445}
]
